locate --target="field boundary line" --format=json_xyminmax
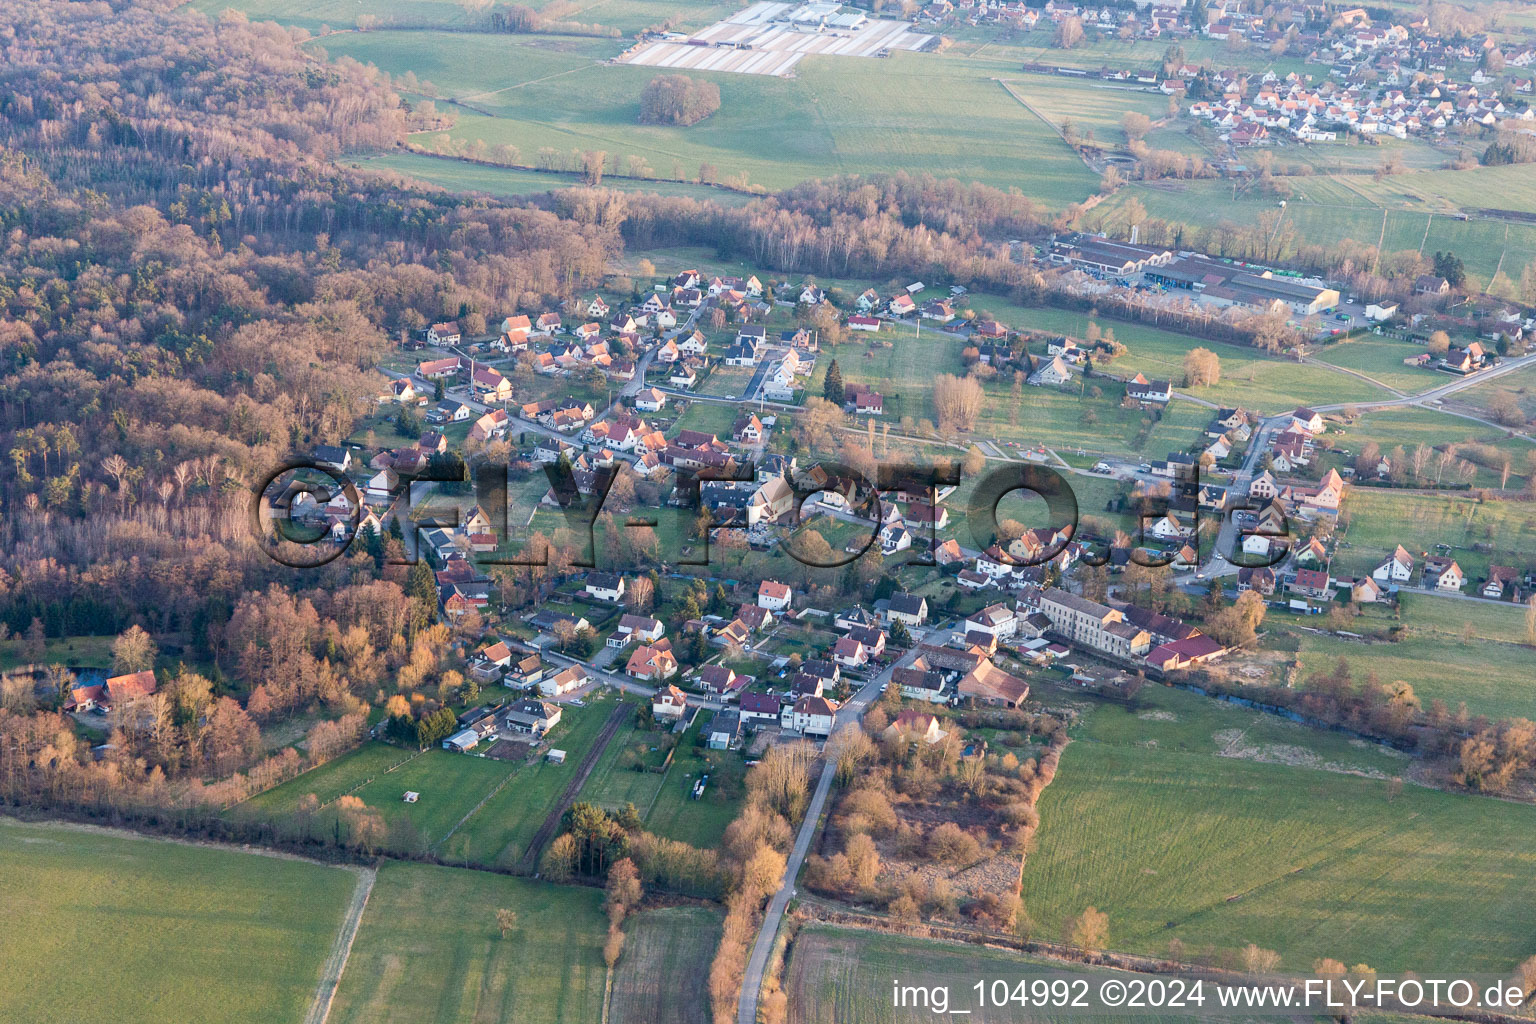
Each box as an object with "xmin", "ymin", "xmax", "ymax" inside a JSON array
[
  {"xmin": 312, "ymin": 746, "xmax": 428, "ymax": 811},
  {"xmin": 225, "ymin": 740, "xmax": 415, "ymax": 814},
  {"xmin": 518, "ymin": 701, "xmax": 634, "ymax": 874},
  {"xmin": 433, "ymin": 759, "xmax": 525, "ymax": 850},
  {"xmin": 994, "ymin": 79, "xmax": 1099, "ymax": 173},
  {"xmin": 303, "ymin": 865, "xmax": 377, "ymax": 1024},
  {"xmin": 462, "ymin": 61, "xmax": 602, "ymax": 101}
]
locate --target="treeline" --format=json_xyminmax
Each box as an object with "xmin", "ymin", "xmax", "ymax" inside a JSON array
[
  {"xmin": 638, "ymin": 75, "xmax": 722, "ymax": 127},
  {"xmin": 1180, "ymin": 655, "xmax": 1536, "ymax": 794}
]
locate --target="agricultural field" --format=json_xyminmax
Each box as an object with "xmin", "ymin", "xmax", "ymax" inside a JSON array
[
  {"xmin": 785, "ymin": 924, "xmax": 1208, "ymax": 1024},
  {"xmin": 998, "ymin": 75, "xmax": 1170, "ymax": 141},
  {"xmin": 190, "ymin": 0, "xmax": 491, "ymax": 33},
  {"xmin": 609, "ymin": 907, "xmax": 721, "ymax": 1024},
  {"xmin": 1022, "ymin": 684, "xmax": 1536, "ymax": 974},
  {"xmin": 313, "ymin": 31, "xmax": 612, "ymax": 98},
  {"xmin": 355, "ymin": 151, "xmax": 764, "ymax": 205},
  {"xmin": 374, "ymin": 43, "xmax": 1104, "ymax": 202},
  {"xmin": 328, "ymin": 861, "xmax": 608, "ymax": 1024},
  {"xmin": 0, "ymin": 818, "xmax": 356, "ymax": 1024},
  {"xmin": 197, "ymin": 0, "xmax": 734, "ymax": 36}
]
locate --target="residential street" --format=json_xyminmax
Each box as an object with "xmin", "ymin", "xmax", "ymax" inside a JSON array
[{"xmin": 736, "ymin": 627, "xmax": 944, "ymax": 1024}]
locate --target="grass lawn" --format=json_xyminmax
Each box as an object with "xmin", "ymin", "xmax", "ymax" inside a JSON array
[
  {"xmin": 574, "ymin": 714, "xmax": 670, "ymax": 814},
  {"xmin": 1308, "ymin": 337, "xmax": 1445, "ymax": 393},
  {"xmin": 1022, "ymin": 684, "xmax": 1536, "ymax": 973},
  {"xmin": 0, "ymin": 634, "xmax": 115, "ymax": 672},
  {"xmin": 1457, "ymin": 362, "xmax": 1536, "ymax": 425},
  {"xmin": 643, "ymin": 719, "xmax": 745, "ymax": 848},
  {"xmin": 1321, "ymin": 405, "xmax": 1536, "ymax": 490},
  {"xmin": 670, "ymin": 398, "xmax": 742, "ymax": 440},
  {"xmin": 329, "ymin": 861, "xmax": 608, "ymax": 1024},
  {"xmin": 350, "ymin": 748, "xmax": 520, "ymax": 849},
  {"xmin": 610, "ymin": 906, "xmax": 721, "ymax": 1024},
  {"xmin": 238, "ymin": 742, "xmax": 420, "ymax": 816},
  {"xmin": 964, "ymin": 294, "xmax": 1392, "ymax": 412},
  {"xmin": 450, "ymin": 702, "xmax": 615, "ymax": 868},
  {"xmin": 696, "ymin": 364, "xmax": 758, "ymax": 398},
  {"xmin": 0, "ymin": 818, "xmax": 356, "ymax": 1024}
]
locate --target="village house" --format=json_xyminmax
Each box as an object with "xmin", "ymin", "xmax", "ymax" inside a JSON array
[
  {"xmin": 957, "ymin": 660, "xmax": 1030, "ymax": 708},
  {"xmin": 707, "ymin": 711, "xmax": 742, "ymax": 750},
  {"xmin": 504, "ymin": 698, "xmax": 562, "ymax": 736},
  {"xmin": 652, "ymin": 683, "xmax": 689, "ymax": 720},
  {"xmin": 886, "ymin": 592, "xmax": 928, "ymax": 627},
  {"xmin": 894, "ymin": 661, "xmax": 948, "ymax": 704},
  {"xmin": 698, "ymin": 665, "xmax": 747, "ymax": 697},
  {"xmin": 782, "ymin": 695, "xmax": 837, "ymax": 737},
  {"xmin": 758, "ymin": 580, "xmax": 792, "ymax": 611},
  {"xmin": 627, "ymin": 642, "xmax": 679, "ymax": 681},
  {"xmin": 832, "ymin": 636, "xmax": 870, "ymax": 669},
  {"xmin": 884, "ymin": 709, "xmax": 946, "ymax": 744},
  {"xmin": 630, "ymin": 387, "xmax": 666, "ymax": 414},
  {"xmin": 584, "ymin": 572, "xmax": 626, "ymax": 602},
  {"xmin": 1288, "ymin": 567, "xmax": 1333, "ymax": 600},
  {"xmin": 1370, "ymin": 545, "xmax": 1415, "ymax": 584},
  {"xmin": 427, "ymin": 321, "xmax": 461, "ymax": 345},
  {"xmin": 609, "ymin": 613, "xmax": 664, "ymax": 648},
  {"xmin": 539, "ymin": 665, "xmax": 589, "ymax": 698},
  {"xmin": 740, "ymin": 692, "xmax": 782, "ymax": 724},
  {"xmin": 1423, "ymin": 557, "xmax": 1464, "ymax": 592}
]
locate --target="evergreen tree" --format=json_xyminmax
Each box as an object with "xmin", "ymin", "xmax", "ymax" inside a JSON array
[
  {"xmin": 823, "ymin": 359, "xmax": 845, "ymax": 405},
  {"xmin": 360, "ymin": 523, "xmax": 385, "ymax": 570},
  {"xmin": 408, "ymin": 558, "xmax": 438, "ymax": 607},
  {"xmin": 434, "ymin": 378, "xmax": 445, "ymax": 401}
]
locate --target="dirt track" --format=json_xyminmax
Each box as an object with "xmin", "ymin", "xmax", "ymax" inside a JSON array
[
  {"xmin": 302, "ymin": 865, "xmax": 377, "ymax": 1024},
  {"xmin": 516, "ymin": 701, "xmax": 633, "ymax": 874}
]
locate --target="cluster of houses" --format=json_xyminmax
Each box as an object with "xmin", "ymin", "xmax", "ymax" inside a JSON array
[{"xmin": 63, "ymin": 669, "xmax": 158, "ymax": 714}]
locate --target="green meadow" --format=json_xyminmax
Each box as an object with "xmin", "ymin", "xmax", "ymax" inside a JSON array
[
  {"xmin": 0, "ymin": 818, "xmax": 355, "ymax": 1024},
  {"xmin": 1100, "ymin": 179, "xmax": 1536, "ymax": 285},
  {"xmin": 1022, "ymin": 685, "xmax": 1536, "ymax": 974},
  {"xmin": 328, "ymin": 861, "xmax": 609, "ymax": 1024}
]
